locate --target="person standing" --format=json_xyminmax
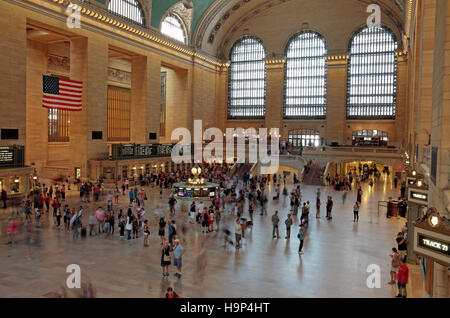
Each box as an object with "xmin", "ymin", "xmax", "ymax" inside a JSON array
[
  {"xmin": 160, "ymin": 240, "xmax": 171, "ymax": 277},
  {"xmin": 353, "ymin": 201, "xmax": 360, "ymax": 222},
  {"xmin": 396, "ymin": 232, "xmax": 408, "ymax": 260},
  {"xmin": 272, "ymin": 211, "xmax": 280, "ymax": 239},
  {"xmin": 95, "ymin": 207, "xmax": 105, "ymax": 234},
  {"xmin": 326, "ymin": 196, "xmax": 333, "ymax": 220},
  {"xmin": 143, "ymin": 220, "xmax": 150, "ymax": 247},
  {"xmin": 88, "ymin": 212, "xmax": 96, "ymax": 236},
  {"xmin": 173, "ymin": 239, "xmax": 185, "ymax": 278},
  {"xmin": 396, "ymin": 257, "xmax": 409, "ymax": 298},
  {"xmin": 158, "ymin": 216, "xmax": 166, "ymax": 245},
  {"xmin": 128, "ymin": 189, "xmax": 134, "ymax": 205},
  {"xmin": 389, "ymin": 248, "xmax": 401, "ymax": 285},
  {"xmin": 125, "ymin": 213, "xmax": 133, "ymax": 240},
  {"xmin": 298, "ymin": 224, "xmax": 305, "ymax": 254},
  {"xmin": 316, "ymin": 197, "xmax": 321, "ymax": 218},
  {"xmin": 285, "ymin": 214, "xmax": 293, "ymax": 239},
  {"xmin": 118, "ymin": 216, "xmax": 125, "ymax": 239}
]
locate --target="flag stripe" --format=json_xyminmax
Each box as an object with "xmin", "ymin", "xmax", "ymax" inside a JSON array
[
  {"xmin": 60, "ymin": 78, "xmax": 82, "ymax": 85},
  {"xmin": 43, "ymin": 105, "xmax": 82, "ymax": 111},
  {"xmin": 43, "ymin": 94, "xmax": 81, "ymax": 102}
]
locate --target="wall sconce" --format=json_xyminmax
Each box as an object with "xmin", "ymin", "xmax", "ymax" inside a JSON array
[
  {"xmin": 14, "ymin": 178, "xmax": 20, "ymax": 183},
  {"xmin": 412, "ymin": 170, "xmax": 417, "ymax": 176},
  {"xmin": 33, "ymin": 176, "xmax": 38, "ymax": 180},
  {"xmin": 417, "ymin": 180, "xmax": 423, "ymax": 187}
]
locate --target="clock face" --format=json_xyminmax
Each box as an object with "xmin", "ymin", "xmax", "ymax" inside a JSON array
[{"xmin": 430, "ymin": 216, "xmax": 439, "ymax": 227}]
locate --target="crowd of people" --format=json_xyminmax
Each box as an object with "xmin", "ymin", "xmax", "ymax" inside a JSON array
[{"xmin": 2, "ymin": 159, "xmax": 413, "ymax": 298}]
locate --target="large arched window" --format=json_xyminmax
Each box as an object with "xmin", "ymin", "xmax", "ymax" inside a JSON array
[
  {"xmin": 284, "ymin": 31, "xmax": 327, "ymax": 119},
  {"xmin": 228, "ymin": 36, "xmax": 266, "ymax": 119},
  {"xmin": 161, "ymin": 13, "xmax": 187, "ymax": 44},
  {"xmin": 347, "ymin": 26, "xmax": 398, "ymax": 119},
  {"xmin": 108, "ymin": 0, "xmax": 145, "ymax": 26}
]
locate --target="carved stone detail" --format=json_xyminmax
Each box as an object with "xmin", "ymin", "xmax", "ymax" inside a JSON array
[
  {"xmin": 108, "ymin": 67, "xmax": 131, "ymax": 86},
  {"xmin": 47, "ymin": 54, "xmax": 70, "ymax": 74}
]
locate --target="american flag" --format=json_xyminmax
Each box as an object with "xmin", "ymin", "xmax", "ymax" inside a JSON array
[{"xmin": 43, "ymin": 75, "xmax": 83, "ymax": 111}]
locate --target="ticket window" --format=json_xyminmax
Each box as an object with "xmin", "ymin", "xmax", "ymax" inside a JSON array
[
  {"xmin": 122, "ymin": 167, "xmax": 128, "ymax": 180},
  {"xmin": 9, "ymin": 176, "xmax": 20, "ymax": 193},
  {"xmin": 0, "ymin": 178, "xmax": 4, "ymax": 191}
]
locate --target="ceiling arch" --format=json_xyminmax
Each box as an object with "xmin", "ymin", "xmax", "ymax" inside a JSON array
[{"xmin": 192, "ymin": 0, "xmax": 406, "ymax": 59}]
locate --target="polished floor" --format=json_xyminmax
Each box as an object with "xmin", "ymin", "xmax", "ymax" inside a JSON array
[{"xmin": 0, "ymin": 175, "xmax": 428, "ymax": 298}]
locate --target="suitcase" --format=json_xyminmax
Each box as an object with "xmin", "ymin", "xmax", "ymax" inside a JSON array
[{"xmin": 80, "ymin": 227, "xmax": 87, "ymax": 238}]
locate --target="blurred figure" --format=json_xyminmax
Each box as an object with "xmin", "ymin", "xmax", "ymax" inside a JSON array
[
  {"xmin": 165, "ymin": 287, "xmax": 179, "ymax": 298},
  {"xmin": 6, "ymin": 217, "xmax": 19, "ymax": 245}
]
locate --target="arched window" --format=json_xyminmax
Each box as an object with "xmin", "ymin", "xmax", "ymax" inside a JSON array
[
  {"xmin": 108, "ymin": 0, "xmax": 145, "ymax": 26},
  {"xmin": 161, "ymin": 13, "xmax": 187, "ymax": 44},
  {"xmin": 228, "ymin": 36, "xmax": 266, "ymax": 119},
  {"xmin": 284, "ymin": 31, "xmax": 327, "ymax": 119},
  {"xmin": 288, "ymin": 129, "xmax": 321, "ymax": 147},
  {"xmin": 347, "ymin": 26, "xmax": 398, "ymax": 119}
]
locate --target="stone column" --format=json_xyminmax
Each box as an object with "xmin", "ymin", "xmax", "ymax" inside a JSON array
[
  {"xmin": 264, "ymin": 58, "xmax": 285, "ymax": 134},
  {"xmin": 147, "ymin": 54, "xmax": 162, "ymax": 142},
  {"xmin": 131, "ymin": 55, "xmax": 148, "ymax": 143},
  {"xmin": 326, "ymin": 58, "xmax": 347, "ymax": 145},
  {"xmin": 70, "ymin": 38, "xmax": 88, "ymax": 179},
  {"xmin": 0, "ymin": 2, "xmax": 27, "ymax": 148},
  {"xmin": 26, "ymin": 39, "xmax": 48, "ymax": 172}
]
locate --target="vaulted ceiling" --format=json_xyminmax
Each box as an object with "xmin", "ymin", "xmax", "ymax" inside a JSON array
[{"xmin": 151, "ymin": 0, "xmax": 408, "ymax": 57}]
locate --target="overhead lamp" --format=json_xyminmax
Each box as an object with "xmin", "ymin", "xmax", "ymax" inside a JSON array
[
  {"xmin": 412, "ymin": 170, "xmax": 417, "ymax": 176},
  {"xmin": 33, "ymin": 176, "xmax": 38, "ymax": 180},
  {"xmin": 14, "ymin": 178, "xmax": 20, "ymax": 183},
  {"xmin": 417, "ymin": 180, "xmax": 423, "ymax": 187}
]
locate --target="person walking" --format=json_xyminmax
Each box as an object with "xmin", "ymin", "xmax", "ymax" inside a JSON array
[
  {"xmin": 396, "ymin": 257, "xmax": 409, "ymax": 298},
  {"xmin": 173, "ymin": 239, "xmax": 185, "ymax": 278},
  {"xmin": 298, "ymin": 224, "xmax": 305, "ymax": 254},
  {"xmin": 285, "ymin": 214, "xmax": 293, "ymax": 239},
  {"xmin": 353, "ymin": 201, "xmax": 360, "ymax": 222},
  {"xmin": 357, "ymin": 186, "xmax": 363, "ymax": 204},
  {"xmin": 272, "ymin": 211, "xmax": 280, "ymax": 239},
  {"xmin": 1, "ymin": 188, "xmax": 7, "ymax": 209},
  {"xmin": 235, "ymin": 218, "xmax": 242, "ymax": 249}
]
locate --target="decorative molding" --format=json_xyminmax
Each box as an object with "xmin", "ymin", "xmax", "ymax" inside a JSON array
[
  {"xmin": 18, "ymin": 0, "xmax": 223, "ymax": 70},
  {"xmin": 47, "ymin": 54, "xmax": 70, "ymax": 73},
  {"xmin": 108, "ymin": 67, "xmax": 131, "ymax": 86}
]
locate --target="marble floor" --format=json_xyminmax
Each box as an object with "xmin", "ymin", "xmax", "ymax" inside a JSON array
[{"xmin": 0, "ymin": 175, "xmax": 428, "ymax": 298}]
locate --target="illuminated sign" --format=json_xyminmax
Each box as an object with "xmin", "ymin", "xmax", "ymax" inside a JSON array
[
  {"xmin": 408, "ymin": 188, "xmax": 428, "ymax": 205},
  {"xmin": 411, "ymin": 192, "xmax": 427, "ymax": 201},
  {"xmin": 418, "ymin": 234, "xmax": 450, "ymax": 256}
]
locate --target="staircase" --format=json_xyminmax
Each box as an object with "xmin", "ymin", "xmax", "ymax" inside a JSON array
[{"xmin": 302, "ymin": 167, "xmax": 324, "ymax": 186}]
